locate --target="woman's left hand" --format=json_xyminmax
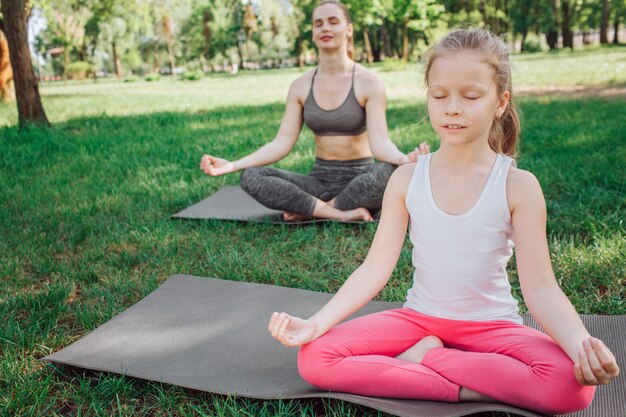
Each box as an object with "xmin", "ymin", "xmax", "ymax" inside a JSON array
[
  {"xmin": 401, "ymin": 142, "xmax": 431, "ymax": 164},
  {"xmin": 574, "ymin": 337, "xmax": 620, "ymax": 385}
]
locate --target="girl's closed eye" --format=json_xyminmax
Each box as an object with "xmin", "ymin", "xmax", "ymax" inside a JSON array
[{"xmin": 429, "ymin": 90, "xmax": 447, "ymax": 99}]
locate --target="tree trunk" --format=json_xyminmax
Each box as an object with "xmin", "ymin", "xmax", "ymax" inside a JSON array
[
  {"xmin": 520, "ymin": 30, "xmax": 528, "ymax": 52},
  {"xmin": 298, "ymin": 37, "xmax": 305, "ymax": 69},
  {"xmin": 561, "ymin": 0, "xmax": 573, "ymax": 49},
  {"xmin": 380, "ymin": 20, "xmax": 392, "ymax": 59},
  {"xmin": 111, "ymin": 41, "xmax": 122, "ymax": 78},
  {"xmin": 613, "ymin": 17, "xmax": 620, "ymax": 44},
  {"xmin": 162, "ymin": 16, "xmax": 176, "ymax": 73},
  {"xmin": 372, "ymin": 27, "xmax": 381, "ymax": 62},
  {"xmin": 235, "ymin": 40, "xmax": 244, "ymax": 69},
  {"xmin": 402, "ymin": 20, "xmax": 409, "ymax": 64},
  {"xmin": 363, "ymin": 27, "xmax": 373, "ymax": 64},
  {"xmin": 1, "ymin": 0, "xmax": 49, "ymax": 127},
  {"xmin": 546, "ymin": 0, "xmax": 559, "ymax": 49},
  {"xmin": 202, "ymin": 10, "xmax": 211, "ymax": 60},
  {"xmin": 600, "ymin": 0, "xmax": 609, "ymax": 44},
  {"xmin": 0, "ymin": 28, "xmax": 15, "ymax": 101},
  {"xmin": 153, "ymin": 44, "xmax": 160, "ymax": 73},
  {"xmin": 478, "ymin": 0, "xmax": 489, "ymax": 29}
]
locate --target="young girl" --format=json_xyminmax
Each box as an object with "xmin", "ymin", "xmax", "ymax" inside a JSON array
[
  {"xmin": 268, "ymin": 29, "xmax": 619, "ymax": 414},
  {"xmin": 200, "ymin": 0, "xmax": 428, "ymax": 222}
]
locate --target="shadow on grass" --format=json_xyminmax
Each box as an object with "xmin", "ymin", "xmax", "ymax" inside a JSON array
[
  {"xmin": 0, "ymin": 97, "xmax": 623, "ymax": 239},
  {"xmin": 1, "ymin": 98, "xmax": 623, "ymax": 417}
]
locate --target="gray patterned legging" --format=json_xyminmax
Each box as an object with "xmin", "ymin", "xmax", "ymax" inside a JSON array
[{"xmin": 240, "ymin": 157, "xmax": 396, "ymax": 216}]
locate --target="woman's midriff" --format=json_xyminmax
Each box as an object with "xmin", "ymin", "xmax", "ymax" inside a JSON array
[{"xmin": 314, "ymin": 132, "xmax": 372, "ymax": 161}]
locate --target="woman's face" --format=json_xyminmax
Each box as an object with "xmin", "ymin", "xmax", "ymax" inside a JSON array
[{"xmin": 311, "ymin": 3, "xmax": 353, "ymax": 51}]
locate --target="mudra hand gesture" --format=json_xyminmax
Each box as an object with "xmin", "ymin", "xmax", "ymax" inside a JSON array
[
  {"xmin": 200, "ymin": 154, "xmax": 235, "ymax": 176},
  {"xmin": 400, "ymin": 142, "xmax": 430, "ymax": 165},
  {"xmin": 575, "ymin": 337, "xmax": 620, "ymax": 386},
  {"xmin": 268, "ymin": 312, "xmax": 317, "ymax": 348}
]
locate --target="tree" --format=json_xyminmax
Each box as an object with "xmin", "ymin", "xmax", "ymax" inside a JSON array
[
  {"xmin": 0, "ymin": 0, "xmax": 49, "ymax": 126},
  {"xmin": 543, "ymin": 0, "xmax": 559, "ymax": 49},
  {"xmin": 561, "ymin": 0, "xmax": 574, "ymax": 48},
  {"xmin": 257, "ymin": 0, "xmax": 296, "ymax": 66},
  {"xmin": 611, "ymin": 0, "xmax": 625, "ymax": 44},
  {"xmin": 290, "ymin": 0, "xmax": 315, "ymax": 67},
  {"xmin": 38, "ymin": 0, "xmax": 91, "ymax": 76},
  {"xmin": 600, "ymin": 0, "xmax": 609, "ymax": 43}
]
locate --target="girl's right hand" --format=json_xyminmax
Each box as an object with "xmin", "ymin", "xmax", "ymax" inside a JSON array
[
  {"xmin": 269, "ymin": 312, "xmax": 317, "ymax": 347},
  {"xmin": 200, "ymin": 154, "xmax": 235, "ymax": 176}
]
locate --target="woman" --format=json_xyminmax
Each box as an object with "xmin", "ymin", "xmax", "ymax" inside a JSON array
[{"xmin": 200, "ymin": 0, "xmax": 428, "ymax": 222}]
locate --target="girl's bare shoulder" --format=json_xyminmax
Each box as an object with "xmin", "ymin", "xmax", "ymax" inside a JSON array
[
  {"xmin": 388, "ymin": 163, "xmax": 416, "ymax": 195},
  {"xmin": 506, "ymin": 164, "xmax": 544, "ymax": 209}
]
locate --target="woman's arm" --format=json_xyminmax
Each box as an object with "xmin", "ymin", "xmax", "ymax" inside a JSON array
[
  {"xmin": 509, "ymin": 168, "xmax": 619, "ymax": 385},
  {"xmin": 200, "ymin": 80, "xmax": 305, "ymax": 176},
  {"xmin": 269, "ymin": 164, "xmax": 414, "ymax": 346},
  {"xmin": 363, "ymin": 74, "xmax": 429, "ymax": 165}
]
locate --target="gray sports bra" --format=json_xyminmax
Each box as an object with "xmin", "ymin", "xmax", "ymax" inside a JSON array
[{"xmin": 302, "ymin": 64, "xmax": 367, "ymax": 136}]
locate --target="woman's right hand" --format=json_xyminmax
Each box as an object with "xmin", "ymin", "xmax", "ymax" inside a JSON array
[
  {"xmin": 200, "ymin": 154, "xmax": 235, "ymax": 176},
  {"xmin": 269, "ymin": 312, "xmax": 317, "ymax": 347}
]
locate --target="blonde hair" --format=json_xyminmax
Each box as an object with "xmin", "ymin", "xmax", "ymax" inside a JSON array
[
  {"xmin": 313, "ymin": 0, "xmax": 355, "ymax": 60},
  {"xmin": 424, "ymin": 28, "xmax": 520, "ymax": 157}
]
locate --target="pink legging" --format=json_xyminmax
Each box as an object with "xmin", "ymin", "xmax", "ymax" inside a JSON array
[{"xmin": 298, "ymin": 308, "xmax": 595, "ymax": 415}]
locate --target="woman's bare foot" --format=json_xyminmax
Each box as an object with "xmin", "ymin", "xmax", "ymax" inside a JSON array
[
  {"xmin": 283, "ymin": 212, "xmax": 313, "ymax": 222},
  {"xmin": 337, "ymin": 207, "xmax": 373, "ymax": 222},
  {"xmin": 395, "ymin": 335, "xmax": 443, "ymax": 363}
]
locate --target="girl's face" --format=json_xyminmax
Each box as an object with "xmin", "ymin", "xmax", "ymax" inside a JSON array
[
  {"xmin": 427, "ymin": 50, "xmax": 509, "ymax": 149},
  {"xmin": 312, "ymin": 4, "xmax": 353, "ymax": 51}
]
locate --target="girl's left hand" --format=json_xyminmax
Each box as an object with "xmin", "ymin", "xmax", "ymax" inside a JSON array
[{"xmin": 575, "ymin": 337, "xmax": 620, "ymax": 385}]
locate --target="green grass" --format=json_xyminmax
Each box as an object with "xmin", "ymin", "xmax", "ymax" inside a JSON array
[{"xmin": 1, "ymin": 45, "xmax": 625, "ymax": 416}]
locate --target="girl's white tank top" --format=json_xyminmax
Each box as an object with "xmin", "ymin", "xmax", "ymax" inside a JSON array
[{"xmin": 404, "ymin": 153, "xmax": 522, "ymax": 324}]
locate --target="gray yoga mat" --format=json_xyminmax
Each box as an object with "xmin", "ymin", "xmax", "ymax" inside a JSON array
[
  {"xmin": 171, "ymin": 186, "xmax": 374, "ymax": 224},
  {"xmin": 44, "ymin": 275, "xmax": 625, "ymax": 417}
]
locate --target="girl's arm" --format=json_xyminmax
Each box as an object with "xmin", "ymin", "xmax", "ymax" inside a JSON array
[
  {"xmin": 269, "ymin": 164, "xmax": 413, "ymax": 346},
  {"xmin": 362, "ymin": 74, "xmax": 429, "ymax": 165},
  {"xmin": 509, "ymin": 168, "xmax": 619, "ymax": 385},
  {"xmin": 200, "ymin": 80, "xmax": 304, "ymax": 176}
]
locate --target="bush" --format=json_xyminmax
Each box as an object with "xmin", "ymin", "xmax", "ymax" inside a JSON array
[
  {"xmin": 64, "ymin": 61, "xmax": 94, "ymax": 80},
  {"xmin": 180, "ymin": 70, "xmax": 204, "ymax": 81},
  {"xmin": 522, "ymin": 38, "xmax": 545, "ymax": 53},
  {"xmin": 381, "ymin": 58, "xmax": 407, "ymax": 72},
  {"xmin": 145, "ymin": 73, "xmax": 160, "ymax": 82},
  {"xmin": 123, "ymin": 76, "xmax": 140, "ymax": 83}
]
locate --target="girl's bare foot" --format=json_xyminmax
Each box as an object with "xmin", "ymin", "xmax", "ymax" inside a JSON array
[
  {"xmin": 458, "ymin": 387, "xmax": 496, "ymax": 402},
  {"xmin": 395, "ymin": 335, "xmax": 443, "ymax": 363}
]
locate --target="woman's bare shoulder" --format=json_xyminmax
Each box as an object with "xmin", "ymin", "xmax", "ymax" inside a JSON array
[
  {"xmin": 354, "ymin": 64, "xmax": 384, "ymax": 96},
  {"xmin": 291, "ymin": 69, "xmax": 316, "ymax": 89},
  {"xmin": 355, "ymin": 63, "xmax": 383, "ymax": 82},
  {"xmin": 287, "ymin": 69, "xmax": 315, "ymax": 100}
]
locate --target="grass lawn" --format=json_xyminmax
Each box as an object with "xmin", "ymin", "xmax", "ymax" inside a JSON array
[{"xmin": 1, "ymin": 46, "xmax": 624, "ymax": 416}]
